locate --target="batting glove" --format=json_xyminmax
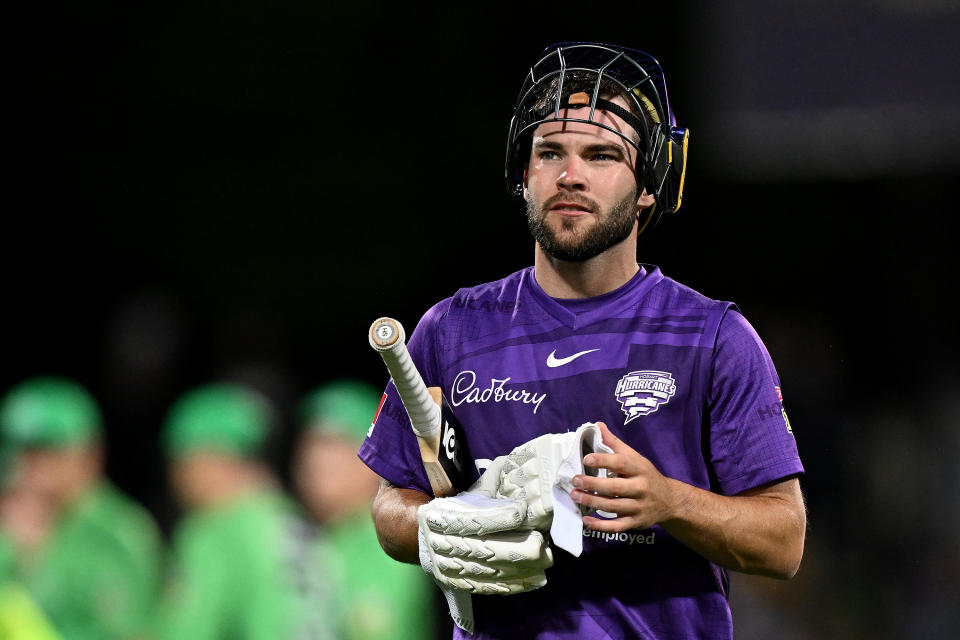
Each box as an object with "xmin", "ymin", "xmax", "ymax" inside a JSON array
[
  {"xmin": 472, "ymin": 422, "xmax": 613, "ymax": 533},
  {"xmin": 417, "ymin": 492, "xmax": 553, "ymax": 595}
]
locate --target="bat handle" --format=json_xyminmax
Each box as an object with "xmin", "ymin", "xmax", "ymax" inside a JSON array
[
  {"xmin": 368, "ymin": 317, "xmax": 441, "ymax": 438},
  {"xmin": 369, "ymin": 317, "xmax": 404, "ymax": 350}
]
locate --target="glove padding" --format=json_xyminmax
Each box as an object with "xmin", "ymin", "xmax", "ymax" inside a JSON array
[
  {"xmin": 417, "ymin": 492, "xmax": 553, "ymax": 596},
  {"xmin": 416, "ymin": 422, "xmax": 611, "ymax": 630},
  {"xmin": 473, "ymin": 422, "xmax": 613, "ymax": 531}
]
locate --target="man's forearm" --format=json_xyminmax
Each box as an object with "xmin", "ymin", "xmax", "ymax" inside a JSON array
[
  {"xmin": 661, "ymin": 477, "xmax": 806, "ymax": 579},
  {"xmin": 371, "ymin": 479, "xmax": 430, "ymax": 564}
]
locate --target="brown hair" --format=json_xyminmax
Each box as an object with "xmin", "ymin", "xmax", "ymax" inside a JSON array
[{"xmin": 530, "ymin": 70, "xmax": 658, "ymax": 136}]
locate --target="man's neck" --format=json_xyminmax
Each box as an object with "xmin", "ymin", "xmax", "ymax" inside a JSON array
[{"xmin": 533, "ymin": 243, "xmax": 640, "ymax": 299}]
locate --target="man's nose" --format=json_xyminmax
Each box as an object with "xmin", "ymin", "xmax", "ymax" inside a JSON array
[{"xmin": 556, "ymin": 156, "xmax": 587, "ymax": 191}]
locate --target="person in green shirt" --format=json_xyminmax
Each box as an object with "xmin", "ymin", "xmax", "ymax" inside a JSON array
[
  {"xmin": 0, "ymin": 376, "xmax": 163, "ymax": 640},
  {"xmin": 293, "ymin": 380, "xmax": 436, "ymax": 640},
  {"xmin": 156, "ymin": 382, "xmax": 338, "ymax": 640}
]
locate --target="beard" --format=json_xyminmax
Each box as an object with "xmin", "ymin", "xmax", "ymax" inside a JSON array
[{"xmin": 526, "ymin": 188, "xmax": 639, "ymax": 262}]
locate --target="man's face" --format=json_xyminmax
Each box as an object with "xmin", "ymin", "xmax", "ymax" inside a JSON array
[
  {"xmin": 9, "ymin": 446, "xmax": 102, "ymax": 508},
  {"xmin": 524, "ymin": 99, "xmax": 653, "ymax": 262},
  {"xmin": 169, "ymin": 452, "xmax": 240, "ymax": 510},
  {"xmin": 292, "ymin": 431, "xmax": 379, "ymax": 525}
]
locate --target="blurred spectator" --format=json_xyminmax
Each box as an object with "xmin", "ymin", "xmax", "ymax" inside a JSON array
[
  {"xmin": 0, "ymin": 576, "xmax": 63, "ymax": 639},
  {"xmin": 155, "ymin": 382, "xmax": 337, "ymax": 639},
  {"xmin": 293, "ymin": 380, "xmax": 435, "ymax": 640},
  {"xmin": 0, "ymin": 376, "xmax": 162, "ymax": 639}
]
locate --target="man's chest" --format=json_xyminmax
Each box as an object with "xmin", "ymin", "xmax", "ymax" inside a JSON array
[{"xmin": 438, "ymin": 328, "xmax": 710, "ymax": 479}]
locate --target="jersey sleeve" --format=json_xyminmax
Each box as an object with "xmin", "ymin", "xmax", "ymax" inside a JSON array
[
  {"xmin": 707, "ymin": 309, "xmax": 804, "ymax": 496},
  {"xmin": 357, "ymin": 298, "xmax": 451, "ymax": 495}
]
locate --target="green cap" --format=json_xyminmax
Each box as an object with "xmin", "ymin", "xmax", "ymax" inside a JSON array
[
  {"xmin": 163, "ymin": 383, "xmax": 271, "ymax": 457},
  {"xmin": 299, "ymin": 379, "xmax": 382, "ymax": 443},
  {"xmin": 0, "ymin": 377, "xmax": 104, "ymax": 448}
]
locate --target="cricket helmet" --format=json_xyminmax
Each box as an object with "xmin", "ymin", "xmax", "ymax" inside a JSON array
[{"xmin": 505, "ymin": 42, "xmax": 689, "ymax": 233}]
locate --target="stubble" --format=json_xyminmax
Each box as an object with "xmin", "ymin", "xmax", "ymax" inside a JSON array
[{"xmin": 526, "ymin": 189, "xmax": 639, "ymax": 262}]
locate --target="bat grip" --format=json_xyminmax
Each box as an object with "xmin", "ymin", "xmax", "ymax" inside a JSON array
[{"xmin": 378, "ymin": 346, "xmax": 441, "ymax": 438}]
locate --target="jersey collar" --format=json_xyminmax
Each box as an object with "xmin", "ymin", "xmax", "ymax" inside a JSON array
[{"xmin": 525, "ymin": 264, "xmax": 664, "ymax": 330}]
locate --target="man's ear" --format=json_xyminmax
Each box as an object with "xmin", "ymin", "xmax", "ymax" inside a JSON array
[
  {"xmin": 523, "ymin": 166, "xmax": 530, "ymax": 201},
  {"xmin": 637, "ymin": 188, "xmax": 655, "ymax": 211}
]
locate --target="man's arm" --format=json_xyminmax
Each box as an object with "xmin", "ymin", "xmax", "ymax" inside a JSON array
[
  {"xmin": 571, "ymin": 423, "xmax": 806, "ymax": 579},
  {"xmin": 371, "ymin": 479, "xmax": 430, "ymax": 565}
]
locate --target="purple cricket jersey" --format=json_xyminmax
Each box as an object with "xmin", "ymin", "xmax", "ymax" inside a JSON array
[{"xmin": 359, "ymin": 265, "xmax": 803, "ymax": 640}]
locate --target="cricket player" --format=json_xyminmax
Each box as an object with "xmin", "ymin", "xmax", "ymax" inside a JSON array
[
  {"xmin": 0, "ymin": 376, "xmax": 162, "ymax": 640},
  {"xmin": 293, "ymin": 380, "xmax": 436, "ymax": 640},
  {"xmin": 155, "ymin": 382, "xmax": 338, "ymax": 640},
  {"xmin": 359, "ymin": 42, "xmax": 806, "ymax": 639}
]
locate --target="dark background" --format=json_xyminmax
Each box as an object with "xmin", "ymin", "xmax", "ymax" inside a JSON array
[{"xmin": 4, "ymin": 1, "xmax": 959, "ymax": 637}]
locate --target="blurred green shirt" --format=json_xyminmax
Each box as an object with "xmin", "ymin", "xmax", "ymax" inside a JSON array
[
  {"xmin": 9, "ymin": 482, "xmax": 162, "ymax": 640},
  {"xmin": 326, "ymin": 512, "xmax": 435, "ymax": 640},
  {"xmin": 155, "ymin": 489, "xmax": 338, "ymax": 640},
  {"xmin": 0, "ymin": 582, "xmax": 62, "ymax": 639}
]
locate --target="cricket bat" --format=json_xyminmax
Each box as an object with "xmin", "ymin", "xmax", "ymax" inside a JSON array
[{"xmin": 368, "ymin": 317, "xmax": 471, "ymax": 497}]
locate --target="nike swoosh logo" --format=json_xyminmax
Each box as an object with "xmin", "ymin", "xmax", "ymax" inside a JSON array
[{"xmin": 546, "ymin": 348, "xmax": 600, "ymax": 368}]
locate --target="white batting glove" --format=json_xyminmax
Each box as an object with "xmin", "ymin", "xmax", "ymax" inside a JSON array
[
  {"xmin": 472, "ymin": 422, "xmax": 613, "ymax": 533},
  {"xmin": 416, "ymin": 423, "xmax": 611, "ymax": 630},
  {"xmin": 417, "ymin": 492, "xmax": 554, "ymax": 595}
]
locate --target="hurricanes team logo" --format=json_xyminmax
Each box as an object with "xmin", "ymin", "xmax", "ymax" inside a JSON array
[{"xmin": 615, "ymin": 371, "xmax": 677, "ymax": 424}]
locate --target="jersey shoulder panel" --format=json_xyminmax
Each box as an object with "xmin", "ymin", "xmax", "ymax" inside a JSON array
[
  {"xmin": 445, "ymin": 268, "xmax": 532, "ymax": 318},
  {"xmin": 642, "ymin": 270, "xmax": 739, "ymax": 348},
  {"xmin": 643, "ymin": 271, "xmax": 736, "ymax": 314},
  {"xmin": 437, "ymin": 268, "xmax": 547, "ymax": 347}
]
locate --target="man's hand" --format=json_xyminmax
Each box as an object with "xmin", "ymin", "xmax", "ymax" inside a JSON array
[
  {"xmin": 569, "ymin": 422, "xmax": 679, "ymax": 531},
  {"xmin": 417, "ymin": 492, "xmax": 553, "ymax": 595},
  {"xmin": 0, "ymin": 489, "xmax": 55, "ymax": 552},
  {"xmin": 570, "ymin": 422, "xmax": 806, "ymax": 579}
]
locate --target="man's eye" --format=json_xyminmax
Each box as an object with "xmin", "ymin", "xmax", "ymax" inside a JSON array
[
  {"xmin": 539, "ymin": 150, "xmax": 560, "ymax": 160},
  {"xmin": 592, "ymin": 153, "xmax": 617, "ymax": 162}
]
